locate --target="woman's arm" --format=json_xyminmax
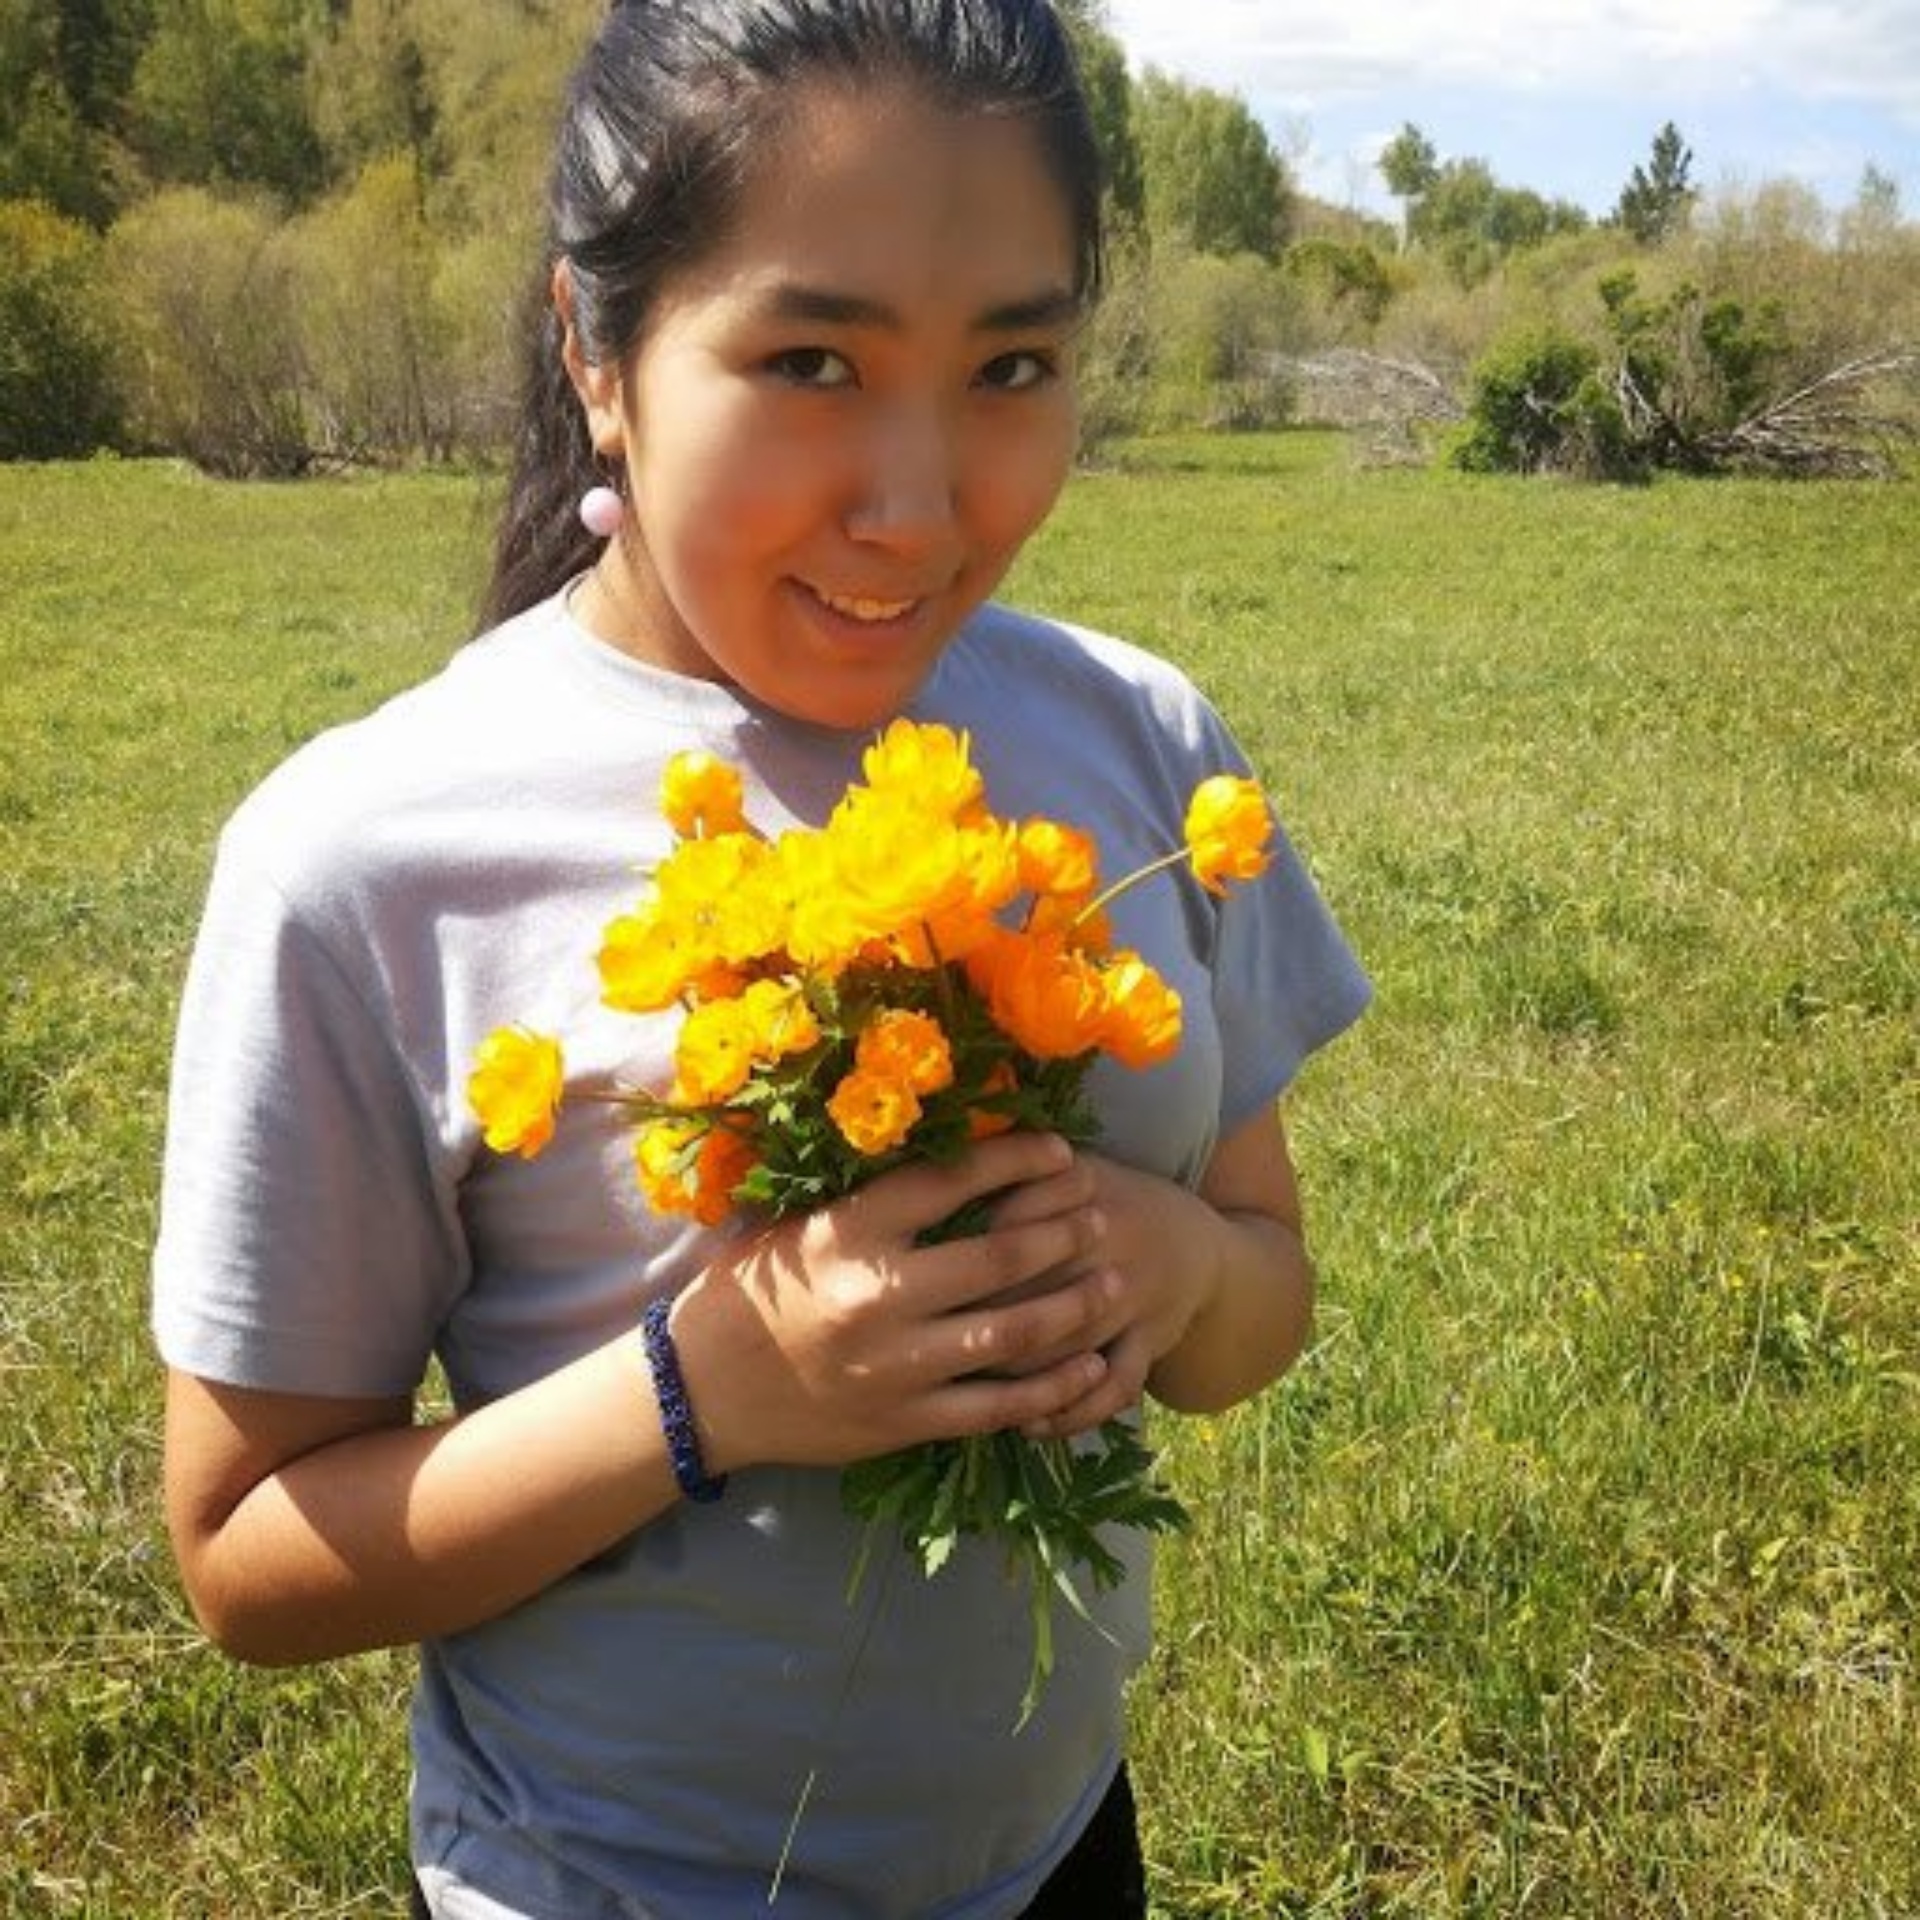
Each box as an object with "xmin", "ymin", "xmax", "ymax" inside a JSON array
[
  {"xmin": 1139, "ymin": 1104, "xmax": 1313, "ymax": 1412},
  {"xmin": 165, "ymin": 1132, "xmax": 1121, "ymax": 1666}
]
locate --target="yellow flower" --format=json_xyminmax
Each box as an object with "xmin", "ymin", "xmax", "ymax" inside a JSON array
[
  {"xmin": 598, "ymin": 901, "xmax": 709, "ymax": 1014},
  {"xmin": 1184, "ymin": 776, "xmax": 1273, "ymax": 895},
  {"xmin": 856, "ymin": 1007, "xmax": 954, "ymax": 1095},
  {"xmin": 828, "ymin": 1068, "xmax": 922, "ymax": 1156},
  {"xmin": 660, "ymin": 750, "xmax": 747, "ymax": 839},
  {"xmin": 468, "ymin": 1026, "xmax": 564, "ymax": 1158},
  {"xmin": 824, "ymin": 790, "xmax": 978, "ymax": 954},
  {"xmin": 636, "ymin": 1119, "xmax": 705, "ymax": 1220},
  {"xmin": 672, "ymin": 997, "xmax": 759, "ymax": 1105},
  {"xmin": 860, "ymin": 719, "xmax": 984, "ymax": 824},
  {"xmin": 1097, "ymin": 951, "xmax": 1183, "ymax": 1069},
  {"xmin": 740, "ymin": 977, "xmax": 821, "ymax": 1060},
  {"xmin": 772, "ymin": 830, "xmax": 846, "ymax": 971}
]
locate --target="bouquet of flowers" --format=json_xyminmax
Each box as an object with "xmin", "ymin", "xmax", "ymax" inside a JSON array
[{"xmin": 468, "ymin": 719, "xmax": 1273, "ymax": 1719}]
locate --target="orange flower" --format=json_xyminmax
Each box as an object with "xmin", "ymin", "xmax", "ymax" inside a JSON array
[
  {"xmin": 636, "ymin": 1118, "xmax": 745, "ymax": 1224},
  {"xmin": 967, "ymin": 1058, "xmax": 1020, "ymax": 1139},
  {"xmin": 856, "ymin": 1007, "xmax": 954, "ymax": 1095},
  {"xmin": 635, "ymin": 1119, "xmax": 699, "ymax": 1217},
  {"xmin": 660, "ymin": 750, "xmax": 747, "ymax": 839},
  {"xmin": 828, "ymin": 1068, "xmax": 922, "ymax": 1156},
  {"xmin": 1027, "ymin": 889, "xmax": 1110, "ymax": 952},
  {"xmin": 692, "ymin": 1124, "xmax": 757, "ymax": 1222},
  {"xmin": 1184, "ymin": 776, "xmax": 1273, "ymax": 895},
  {"xmin": 1097, "ymin": 951, "xmax": 1183, "ymax": 1069},
  {"xmin": 964, "ymin": 927, "xmax": 1109, "ymax": 1061},
  {"xmin": 1017, "ymin": 819, "xmax": 1098, "ymax": 900},
  {"xmin": 468, "ymin": 1026, "xmax": 564, "ymax": 1157}
]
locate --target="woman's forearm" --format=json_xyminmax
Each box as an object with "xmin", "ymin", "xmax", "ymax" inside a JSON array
[
  {"xmin": 169, "ymin": 1338, "xmax": 684, "ymax": 1665},
  {"xmin": 1145, "ymin": 1204, "xmax": 1314, "ymax": 1414}
]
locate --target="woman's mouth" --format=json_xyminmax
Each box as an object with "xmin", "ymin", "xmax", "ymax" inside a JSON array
[{"xmin": 811, "ymin": 587, "xmax": 920, "ymax": 625}]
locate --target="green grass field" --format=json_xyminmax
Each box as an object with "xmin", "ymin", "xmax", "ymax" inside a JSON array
[{"xmin": 3, "ymin": 439, "xmax": 1915, "ymax": 1916}]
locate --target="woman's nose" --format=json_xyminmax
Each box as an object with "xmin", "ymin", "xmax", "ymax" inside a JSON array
[{"xmin": 843, "ymin": 401, "xmax": 959, "ymax": 554}]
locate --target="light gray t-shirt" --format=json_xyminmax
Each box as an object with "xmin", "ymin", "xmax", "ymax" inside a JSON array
[{"xmin": 153, "ymin": 592, "xmax": 1369, "ymax": 1918}]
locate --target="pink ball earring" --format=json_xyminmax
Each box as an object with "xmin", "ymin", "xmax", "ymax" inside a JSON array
[{"xmin": 579, "ymin": 484, "xmax": 625, "ymax": 539}]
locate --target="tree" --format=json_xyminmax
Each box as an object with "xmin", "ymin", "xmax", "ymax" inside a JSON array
[
  {"xmin": 0, "ymin": 0, "xmax": 112, "ymax": 221},
  {"xmin": 1842, "ymin": 162, "xmax": 1903, "ymax": 247},
  {"xmin": 310, "ymin": 0, "xmax": 438, "ymax": 184},
  {"xmin": 0, "ymin": 198, "xmax": 121, "ymax": 453},
  {"xmin": 1058, "ymin": 2, "xmax": 1143, "ymax": 231},
  {"xmin": 1134, "ymin": 68, "xmax": 1291, "ymax": 261},
  {"xmin": 1377, "ymin": 121, "xmax": 1437, "ymax": 250},
  {"xmin": 1408, "ymin": 156, "xmax": 1588, "ymax": 286},
  {"xmin": 1613, "ymin": 121, "xmax": 1696, "ymax": 245},
  {"xmin": 126, "ymin": 0, "xmax": 325, "ymax": 203}
]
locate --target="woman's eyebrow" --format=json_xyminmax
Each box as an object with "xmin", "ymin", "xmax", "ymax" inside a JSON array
[{"xmin": 759, "ymin": 282, "xmax": 1082, "ymax": 332}]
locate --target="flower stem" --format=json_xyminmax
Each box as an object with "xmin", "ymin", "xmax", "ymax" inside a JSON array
[{"xmin": 1072, "ymin": 846, "xmax": 1190, "ymax": 931}]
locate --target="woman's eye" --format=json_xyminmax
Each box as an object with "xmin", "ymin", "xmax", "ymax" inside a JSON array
[
  {"xmin": 977, "ymin": 351, "xmax": 1055, "ymax": 393},
  {"xmin": 768, "ymin": 347, "xmax": 855, "ymax": 389}
]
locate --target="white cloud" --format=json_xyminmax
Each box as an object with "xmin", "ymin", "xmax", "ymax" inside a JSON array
[{"xmin": 1104, "ymin": 0, "xmax": 1920, "ymax": 124}]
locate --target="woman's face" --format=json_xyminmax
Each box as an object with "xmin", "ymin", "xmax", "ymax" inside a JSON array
[{"xmin": 571, "ymin": 79, "xmax": 1084, "ymax": 732}]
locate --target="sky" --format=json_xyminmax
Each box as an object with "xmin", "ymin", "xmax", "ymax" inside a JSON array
[{"xmin": 1103, "ymin": 0, "xmax": 1920, "ymax": 222}]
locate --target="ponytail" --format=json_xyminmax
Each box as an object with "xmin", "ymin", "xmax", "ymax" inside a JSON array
[{"xmin": 480, "ymin": 284, "xmax": 606, "ymax": 631}]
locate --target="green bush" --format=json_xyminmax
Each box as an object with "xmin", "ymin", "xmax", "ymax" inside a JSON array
[
  {"xmin": 0, "ymin": 198, "xmax": 119, "ymax": 458},
  {"xmin": 102, "ymin": 187, "xmax": 314, "ymax": 476},
  {"xmin": 1450, "ymin": 329, "xmax": 1630, "ymax": 477},
  {"xmin": 1145, "ymin": 247, "xmax": 1299, "ymax": 431},
  {"xmin": 292, "ymin": 155, "xmax": 454, "ymax": 460}
]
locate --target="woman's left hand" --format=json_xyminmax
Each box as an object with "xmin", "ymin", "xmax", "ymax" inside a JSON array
[{"xmin": 983, "ymin": 1106, "xmax": 1316, "ymax": 1433}]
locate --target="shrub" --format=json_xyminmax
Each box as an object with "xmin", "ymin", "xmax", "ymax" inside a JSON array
[
  {"xmin": 291, "ymin": 155, "xmax": 452, "ymax": 461},
  {"xmin": 0, "ymin": 199, "xmax": 119, "ymax": 458},
  {"xmin": 102, "ymin": 187, "xmax": 314, "ymax": 476},
  {"xmin": 1145, "ymin": 247, "xmax": 1299, "ymax": 431},
  {"xmin": 1449, "ymin": 267, "xmax": 1909, "ymax": 480},
  {"xmin": 1450, "ymin": 329, "xmax": 1630, "ymax": 478}
]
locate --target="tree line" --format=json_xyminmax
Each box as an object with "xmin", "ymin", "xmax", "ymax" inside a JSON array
[{"xmin": 2, "ymin": 0, "xmax": 1914, "ymax": 474}]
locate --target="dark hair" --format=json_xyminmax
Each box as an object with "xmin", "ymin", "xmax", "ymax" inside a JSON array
[{"xmin": 481, "ymin": 0, "xmax": 1105, "ymax": 630}]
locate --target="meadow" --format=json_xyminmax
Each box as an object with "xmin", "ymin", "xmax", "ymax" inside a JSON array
[{"xmin": 2, "ymin": 437, "xmax": 1914, "ymax": 1916}]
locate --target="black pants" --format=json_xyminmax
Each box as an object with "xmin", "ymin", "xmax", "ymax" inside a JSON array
[{"xmin": 408, "ymin": 1763, "xmax": 1145, "ymax": 1917}]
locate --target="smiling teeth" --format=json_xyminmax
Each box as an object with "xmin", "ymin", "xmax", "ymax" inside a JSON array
[{"xmin": 819, "ymin": 590, "xmax": 915, "ymax": 622}]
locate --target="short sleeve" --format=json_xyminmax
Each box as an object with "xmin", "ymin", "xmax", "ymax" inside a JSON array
[
  {"xmin": 152, "ymin": 832, "xmax": 468, "ymax": 1398},
  {"xmin": 1176, "ymin": 699, "xmax": 1369, "ymax": 1133},
  {"xmin": 1212, "ymin": 811, "xmax": 1371, "ymax": 1132}
]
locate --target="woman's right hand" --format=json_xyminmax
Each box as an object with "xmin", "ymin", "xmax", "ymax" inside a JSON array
[{"xmin": 674, "ymin": 1131, "xmax": 1121, "ymax": 1474}]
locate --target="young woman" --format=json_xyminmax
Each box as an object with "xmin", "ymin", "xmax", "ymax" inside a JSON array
[{"xmin": 153, "ymin": 4, "xmax": 1369, "ymax": 1914}]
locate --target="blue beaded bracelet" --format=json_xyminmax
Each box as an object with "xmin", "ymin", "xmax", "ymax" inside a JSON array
[{"xmin": 640, "ymin": 1295, "xmax": 728, "ymax": 1504}]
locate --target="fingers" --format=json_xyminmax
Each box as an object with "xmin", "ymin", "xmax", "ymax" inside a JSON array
[
  {"xmin": 1018, "ymin": 1327, "xmax": 1154, "ymax": 1442},
  {"xmin": 979, "ymin": 1152, "xmax": 1099, "ymax": 1231},
  {"xmin": 921, "ymin": 1346, "xmax": 1112, "ymax": 1443},
  {"xmin": 939, "ymin": 1261, "xmax": 1121, "ymax": 1377},
  {"xmin": 840, "ymin": 1131, "xmax": 1077, "ymax": 1244}
]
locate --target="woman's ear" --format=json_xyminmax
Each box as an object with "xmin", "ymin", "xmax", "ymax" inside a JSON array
[{"xmin": 552, "ymin": 259, "xmax": 627, "ymax": 458}]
